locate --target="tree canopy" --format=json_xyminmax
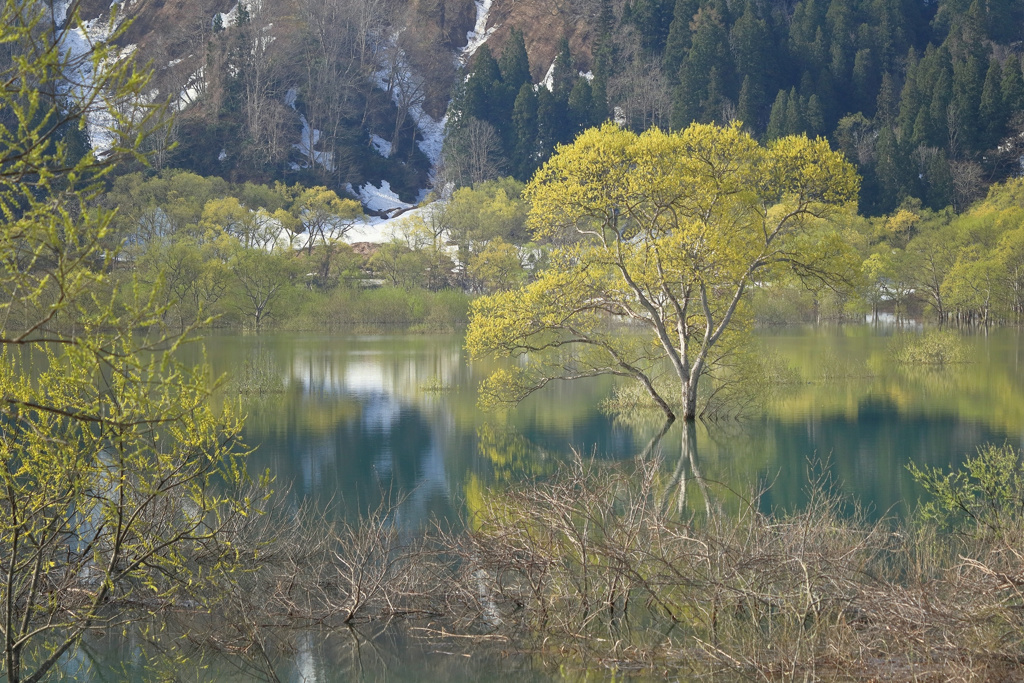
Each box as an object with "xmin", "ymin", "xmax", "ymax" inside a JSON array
[
  {"xmin": 0, "ymin": 3, "xmax": 256, "ymax": 679},
  {"xmin": 466, "ymin": 122, "xmax": 860, "ymax": 420}
]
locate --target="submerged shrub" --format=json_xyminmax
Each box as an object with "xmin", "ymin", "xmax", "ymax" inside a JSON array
[
  {"xmin": 890, "ymin": 329, "xmax": 968, "ymax": 365},
  {"xmin": 285, "ymin": 287, "xmax": 470, "ymax": 331},
  {"xmin": 909, "ymin": 443, "xmax": 1024, "ymax": 535}
]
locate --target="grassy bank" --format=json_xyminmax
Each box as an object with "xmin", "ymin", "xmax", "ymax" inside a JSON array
[{"xmin": 277, "ymin": 286, "xmax": 470, "ymax": 332}]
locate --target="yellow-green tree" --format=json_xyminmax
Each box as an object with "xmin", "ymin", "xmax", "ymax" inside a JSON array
[
  {"xmin": 0, "ymin": 2, "xmax": 254, "ymax": 680},
  {"xmin": 466, "ymin": 123, "xmax": 860, "ymax": 421},
  {"xmin": 292, "ymin": 186, "xmax": 363, "ymax": 256}
]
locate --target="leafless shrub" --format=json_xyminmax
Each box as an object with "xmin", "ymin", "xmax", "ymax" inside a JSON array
[
  {"xmin": 453, "ymin": 454, "xmax": 1024, "ymax": 681},
  {"xmin": 123, "ymin": 457, "xmax": 1024, "ymax": 681}
]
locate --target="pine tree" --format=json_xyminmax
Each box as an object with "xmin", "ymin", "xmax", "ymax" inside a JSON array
[
  {"xmin": 929, "ymin": 66, "xmax": 954, "ymax": 149},
  {"xmin": 568, "ymin": 77, "xmax": 594, "ymax": 135},
  {"xmin": 766, "ymin": 88, "xmax": 788, "ymax": 139},
  {"xmin": 873, "ymin": 125, "xmax": 904, "ymax": 213},
  {"xmin": 464, "ymin": 45, "xmax": 502, "ymax": 123},
  {"xmin": 511, "ymin": 84, "xmax": 539, "ymax": 180},
  {"xmin": 1002, "ymin": 56, "xmax": 1024, "ymax": 115},
  {"xmin": 704, "ymin": 67, "xmax": 726, "ymax": 123},
  {"xmin": 551, "ymin": 37, "xmax": 575, "ymax": 104},
  {"xmin": 737, "ymin": 75, "xmax": 765, "ymax": 132},
  {"xmin": 673, "ymin": 6, "xmax": 734, "ymax": 127},
  {"xmin": 536, "ymin": 86, "xmax": 561, "ymax": 156},
  {"xmin": 912, "ymin": 109, "xmax": 931, "ymax": 149},
  {"xmin": 730, "ymin": 5, "xmax": 774, "ymax": 100},
  {"xmin": 815, "ymin": 70, "xmax": 837, "ymax": 134},
  {"xmin": 979, "ymin": 58, "xmax": 1005, "ymax": 150},
  {"xmin": 897, "ymin": 50, "xmax": 922, "ymax": 142},
  {"xmin": 672, "ymin": 65, "xmax": 702, "ymax": 129},
  {"xmin": 853, "ymin": 48, "xmax": 878, "ymax": 116},
  {"xmin": 663, "ymin": 0, "xmax": 700, "ymax": 79},
  {"xmin": 499, "ymin": 28, "xmax": 532, "ymax": 92},
  {"xmin": 806, "ymin": 94, "xmax": 825, "ymax": 137},
  {"xmin": 785, "ymin": 86, "xmax": 804, "ymax": 135},
  {"xmin": 876, "ymin": 72, "xmax": 898, "ymax": 129},
  {"xmin": 627, "ymin": 0, "xmax": 677, "ymax": 54},
  {"xmin": 952, "ymin": 53, "xmax": 985, "ymax": 152},
  {"xmin": 926, "ymin": 148, "xmax": 954, "ymax": 211}
]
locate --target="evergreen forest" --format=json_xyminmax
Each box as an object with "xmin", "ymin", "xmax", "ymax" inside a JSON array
[{"xmin": 136, "ymin": 0, "xmax": 1024, "ymax": 216}]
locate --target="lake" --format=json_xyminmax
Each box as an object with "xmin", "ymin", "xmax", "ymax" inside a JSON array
[
  {"xmin": 194, "ymin": 325, "xmax": 1024, "ymax": 525},
  {"xmin": 82, "ymin": 324, "xmax": 1024, "ymax": 680}
]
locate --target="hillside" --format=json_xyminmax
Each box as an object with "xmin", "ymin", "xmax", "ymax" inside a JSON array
[{"xmin": 67, "ymin": 0, "xmax": 1024, "ymax": 215}]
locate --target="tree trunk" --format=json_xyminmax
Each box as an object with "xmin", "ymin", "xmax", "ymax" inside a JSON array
[
  {"xmin": 661, "ymin": 421, "xmax": 709, "ymax": 516},
  {"xmin": 681, "ymin": 378, "xmax": 699, "ymax": 421}
]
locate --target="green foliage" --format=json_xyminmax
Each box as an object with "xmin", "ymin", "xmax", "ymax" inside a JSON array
[
  {"xmin": 286, "ymin": 286, "xmax": 470, "ymax": 331},
  {"xmin": 890, "ymin": 330, "xmax": 969, "ymax": 365},
  {"xmin": 910, "ymin": 443, "xmax": 1024, "ymax": 535},
  {"xmin": 0, "ymin": 4, "xmax": 261, "ymax": 680},
  {"xmin": 468, "ymin": 122, "xmax": 860, "ymax": 420}
]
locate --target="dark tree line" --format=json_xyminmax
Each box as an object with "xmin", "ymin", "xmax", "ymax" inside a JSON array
[{"xmin": 446, "ymin": 0, "xmax": 1024, "ymax": 215}]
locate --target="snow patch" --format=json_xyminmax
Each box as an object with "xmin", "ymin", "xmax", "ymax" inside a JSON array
[
  {"xmin": 214, "ymin": 3, "xmax": 239, "ymax": 28},
  {"xmin": 347, "ymin": 203, "xmax": 435, "ymax": 244},
  {"xmin": 176, "ymin": 66, "xmax": 204, "ymax": 110},
  {"xmin": 540, "ymin": 61, "xmax": 556, "ymax": 91},
  {"xmin": 53, "ymin": 0, "xmax": 73, "ymax": 26},
  {"xmin": 371, "ymin": 54, "xmax": 447, "ymax": 171},
  {"xmin": 295, "ymin": 115, "xmax": 334, "ymax": 170},
  {"xmin": 461, "ymin": 0, "xmax": 497, "ymax": 61},
  {"xmin": 416, "ymin": 111, "xmax": 446, "ymax": 170},
  {"xmin": 613, "ymin": 106, "xmax": 627, "ymax": 127},
  {"xmin": 284, "ymin": 88, "xmax": 333, "ymax": 171},
  {"xmin": 60, "ymin": 14, "xmax": 141, "ymax": 154},
  {"xmin": 359, "ymin": 180, "xmax": 413, "ymax": 213},
  {"xmin": 370, "ymin": 134, "xmax": 393, "ymax": 158}
]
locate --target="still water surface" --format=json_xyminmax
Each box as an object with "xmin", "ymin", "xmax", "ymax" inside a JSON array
[
  {"xmin": 196, "ymin": 325, "xmax": 1024, "ymax": 524},
  {"xmin": 91, "ymin": 325, "xmax": 1024, "ymax": 680}
]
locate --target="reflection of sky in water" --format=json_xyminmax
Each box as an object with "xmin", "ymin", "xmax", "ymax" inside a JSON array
[{"xmin": 266, "ymin": 345, "xmax": 459, "ymax": 529}]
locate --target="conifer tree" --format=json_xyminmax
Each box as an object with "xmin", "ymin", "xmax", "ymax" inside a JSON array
[
  {"xmin": 536, "ymin": 86, "xmax": 561, "ymax": 156},
  {"xmin": 551, "ymin": 37, "xmax": 575, "ymax": 104},
  {"xmin": 626, "ymin": 0, "xmax": 676, "ymax": 54},
  {"xmin": 806, "ymin": 94, "xmax": 825, "ymax": 137},
  {"xmin": 853, "ymin": 48, "xmax": 878, "ymax": 116},
  {"xmin": 1002, "ymin": 56, "xmax": 1024, "ymax": 115},
  {"xmin": 663, "ymin": 0, "xmax": 699, "ymax": 79},
  {"xmin": 730, "ymin": 6, "xmax": 774, "ymax": 100},
  {"xmin": 499, "ymin": 28, "xmax": 532, "ymax": 92},
  {"xmin": 952, "ymin": 53, "xmax": 986, "ymax": 152},
  {"xmin": 737, "ymin": 75, "xmax": 765, "ymax": 132},
  {"xmin": 979, "ymin": 58, "xmax": 1005, "ymax": 149},
  {"xmin": 465, "ymin": 45, "xmax": 502, "ymax": 124},
  {"xmin": 929, "ymin": 66, "xmax": 954, "ymax": 149},
  {"xmin": 785, "ymin": 87, "xmax": 804, "ymax": 135},
  {"xmin": 898, "ymin": 50, "xmax": 922, "ymax": 141},
  {"xmin": 511, "ymin": 83, "xmax": 539, "ymax": 180},
  {"xmin": 568, "ymin": 77, "xmax": 595, "ymax": 134},
  {"xmin": 766, "ymin": 88, "xmax": 788, "ymax": 139},
  {"xmin": 672, "ymin": 66, "xmax": 702, "ymax": 129},
  {"xmin": 704, "ymin": 67, "xmax": 727, "ymax": 123},
  {"xmin": 876, "ymin": 72, "xmax": 898, "ymax": 129}
]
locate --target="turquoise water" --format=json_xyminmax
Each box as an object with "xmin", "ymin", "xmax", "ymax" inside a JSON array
[{"xmin": 83, "ymin": 325, "xmax": 1022, "ymax": 680}]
